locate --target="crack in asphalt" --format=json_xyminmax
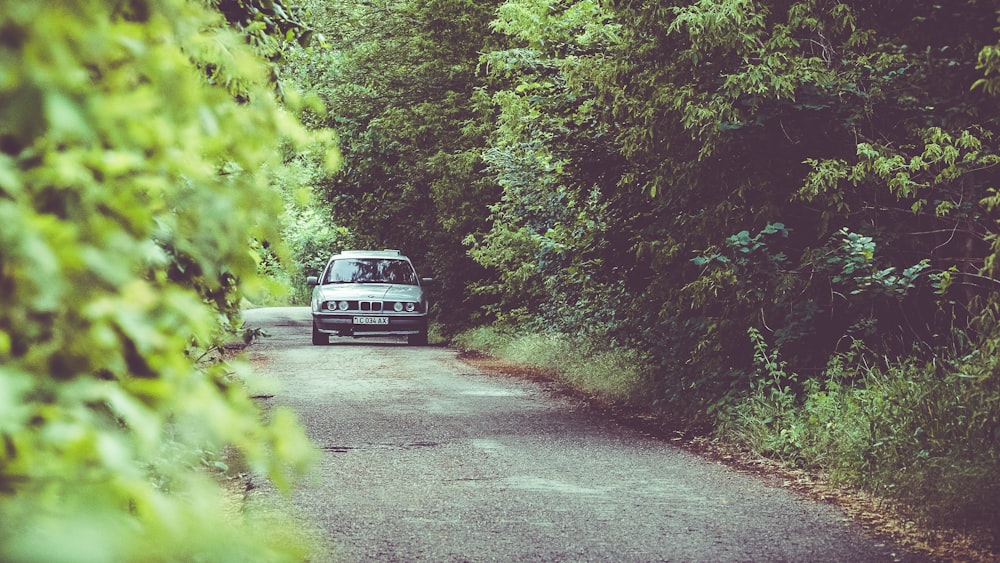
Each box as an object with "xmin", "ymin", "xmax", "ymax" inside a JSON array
[{"xmin": 322, "ymin": 442, "xmax": 441, "ymax": 452}]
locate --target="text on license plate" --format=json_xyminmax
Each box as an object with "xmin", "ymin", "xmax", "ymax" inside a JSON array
[{"xmin": 354, "ymin": 316, "xmax": 389, "ymax": 325}]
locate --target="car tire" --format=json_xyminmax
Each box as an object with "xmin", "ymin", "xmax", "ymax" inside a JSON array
[
  {"xmin": 407, "ymin": 329, "xmax": 428, "ymax": 346},
  {"xmin": 312, "ymin": 320, "xmax": 329, "ymax": 346}
]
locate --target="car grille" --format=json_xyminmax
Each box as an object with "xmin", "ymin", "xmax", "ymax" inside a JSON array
[{"xmin": 359, "ymin": 301, "xmax": 383, "ymax": 312}]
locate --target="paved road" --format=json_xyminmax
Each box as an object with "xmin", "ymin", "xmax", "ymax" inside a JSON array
[{"xmin": 243, "ymin": 307, "xmax": 925, "ymax": 562}]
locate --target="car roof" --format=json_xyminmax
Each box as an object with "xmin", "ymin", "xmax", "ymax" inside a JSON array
[{"xmin": 330, "ymin": 249, "xmax": 410, "ymax": 260}]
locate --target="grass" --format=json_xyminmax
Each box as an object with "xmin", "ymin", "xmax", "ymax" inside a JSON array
[
  {"xmin": 452, "ymin": 325, "xmax": 647, "ymax": 402},
  {"xmin": 715, "ymin": 338, "xmax": 1000, "ymax": 549}
]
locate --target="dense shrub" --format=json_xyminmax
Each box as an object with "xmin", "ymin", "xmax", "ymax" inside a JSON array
[{"xmin": 718, "ymin": 331, "xmax": 1000, "ymax": 533}]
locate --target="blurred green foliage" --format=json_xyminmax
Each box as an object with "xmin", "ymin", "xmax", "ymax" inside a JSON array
[{"xmin": 0, "ymin": 0, "xmax": 330, "ymax": 560}]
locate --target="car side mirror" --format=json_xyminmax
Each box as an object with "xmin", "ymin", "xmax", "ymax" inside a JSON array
[{"xmin": 306, "ymin": 276, "xmax": 319, "ymax": 287}]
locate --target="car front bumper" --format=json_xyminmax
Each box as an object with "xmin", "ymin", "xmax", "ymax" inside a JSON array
[{"xmin": 312, "ymin": 312, "xmax": 427, "ymax": 337}]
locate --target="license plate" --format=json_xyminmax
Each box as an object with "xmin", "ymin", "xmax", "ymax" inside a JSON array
[{"xmin": 353, "ymin": 316, "xmax": 389, "ymax": 325}]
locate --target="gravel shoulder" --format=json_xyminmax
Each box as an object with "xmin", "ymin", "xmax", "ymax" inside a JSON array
[{"xmin": 242, "ymin": 307, "xmax": 931, "ymax": 562}]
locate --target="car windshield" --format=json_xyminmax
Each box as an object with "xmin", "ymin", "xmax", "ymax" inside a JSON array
[{"xmin": 323, "ymin": 258, "xmax": 418, "ymax": 285}]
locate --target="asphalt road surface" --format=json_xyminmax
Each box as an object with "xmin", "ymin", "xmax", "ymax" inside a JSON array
[{"xmin": 243, "ymin": 307, "xmax": 926, "ymax": 562}]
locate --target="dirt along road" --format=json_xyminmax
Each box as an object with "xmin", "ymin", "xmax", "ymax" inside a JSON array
[{"xmin": 242, "ymin": 307, "xmax": 926, "ymax": 562}]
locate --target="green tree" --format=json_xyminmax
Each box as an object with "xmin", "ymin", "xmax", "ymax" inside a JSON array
[
  {"xmin": 280, "ymin": 0, "xmax": 502, "ymax": 329},
  {"xmin": 469, "ymin": 0, "xmax": 999, "ymax": 416},
  {"xmin": 585, "ymin": 0, "xmax": 1000, "ymax": 385},
  {"xmin": 0, "ymin": 0, "xmax": 323, "ymax": 560},
  {"xmin": 468, "ymin": 0, "xmax": 631, "ymax": 336}
]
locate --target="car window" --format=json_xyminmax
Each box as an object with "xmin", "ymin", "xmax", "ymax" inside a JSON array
[{"xmin": 324, "ymin": 259, "xmax": 418, "ymax": 285}]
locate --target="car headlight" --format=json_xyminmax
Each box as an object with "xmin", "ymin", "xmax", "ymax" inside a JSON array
[
  {"xmin": 393, "ymin": 302, "xmax": 403, "ymax": 312},
  {"xmin": 325, "ymin": 301, "xmax": 336, "ymax": 311},
  {"xmin": 405, "ymin": 302, "xmax": 416, "ymax": 312},
  {"xmin": 338, "ymin": 301, "xmax": 349, "ymax": 311}
]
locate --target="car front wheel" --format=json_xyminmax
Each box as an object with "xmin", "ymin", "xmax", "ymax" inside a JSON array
[
  {"xmin": 312, "ymin": 320, "xmax": 330, "ymax": 346},
  {"xmin": 407, "ymin": 329, "xmax": 428, "ymax": 346}
]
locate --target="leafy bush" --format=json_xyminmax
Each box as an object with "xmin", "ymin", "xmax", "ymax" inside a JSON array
[
  {"xmin": 0, "ymin": 1, "xmax": 326, "ymax": 560},
  {"xmin": 247, "ymin": 136, "xmax": 352, "ymax": 307},
  {"xmin": 284, "ymin": 207, "xmax": 356, "ymax": 304},
  {"xmin": 250, "ymin": 204, "xmax": 356, "ymax": 306},
  {"xmin": 718, "ymin": 332, "xmax": 1000, "ymax": 533}
]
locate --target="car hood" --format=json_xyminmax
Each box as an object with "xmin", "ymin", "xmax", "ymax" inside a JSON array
[{"xmin": 315, "ymin": 283, "xmax": 423, "ymax": 302}]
